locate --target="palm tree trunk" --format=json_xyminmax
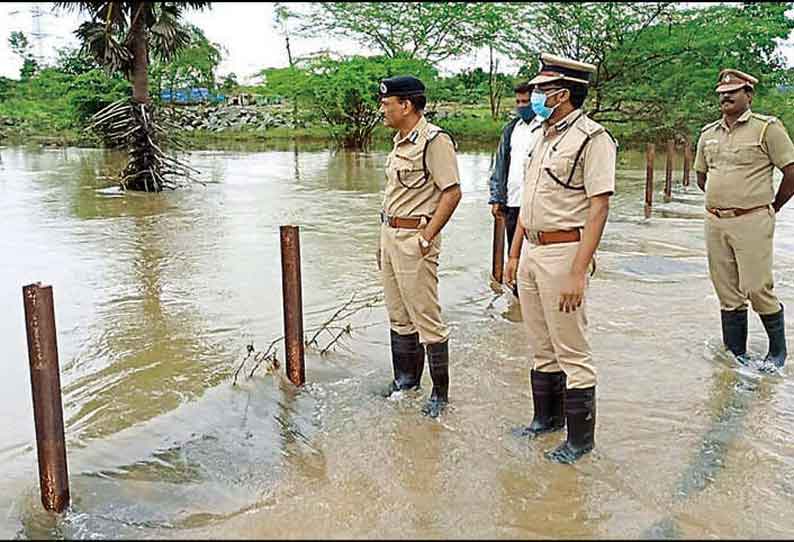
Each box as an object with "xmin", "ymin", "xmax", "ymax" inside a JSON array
[{"xmin": 130, "ymin": 1, "xmax": 149, "ymax": 104}]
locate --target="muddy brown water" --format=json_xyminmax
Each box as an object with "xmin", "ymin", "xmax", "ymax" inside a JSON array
[{"xmin": 1, "ymin": 144, "xmax": 793, "ymax": 539}]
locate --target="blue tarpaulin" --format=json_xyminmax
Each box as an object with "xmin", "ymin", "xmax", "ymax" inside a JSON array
[{"xmin": 160, "ymin": 87, "xmax": 223, "ymax": 104}]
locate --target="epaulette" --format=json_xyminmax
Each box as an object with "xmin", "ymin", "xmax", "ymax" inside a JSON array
[
  {"xmin": 418, "ymin": 124, "xmax": 458, "ymax": 186},
  {"xmin": 425, "ymin": 125, "xmax": 457, "ymax": 150},
  {"xmin": 751, "ymin": 112, "xmax": 778, "ymax": 124},
  {"xmin": 426, "ymin": 127, "xmax": 443, "ymax": 141},
  {"xmin": 700, "ymin": 119, "xmax": 721, "ymax": 133},
  {"xmin": 753, "ymin": 113, "xmax": 779, "ymax": 147},
  {"xmin": 574, "ymin": 115, "xmax": 606, "ymax": 138}
]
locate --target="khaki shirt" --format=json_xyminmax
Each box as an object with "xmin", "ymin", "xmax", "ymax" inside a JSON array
[
  {"xmin": 694, "ymin": 109, "xmax": 794, "ymax": 209},
  {"xmin": 382, "ymin": 116, "xmax": 460, "ymax": 218},
  {"xmin": 519, "ymin": 109, "xmax": 616, "ymax": 233}
]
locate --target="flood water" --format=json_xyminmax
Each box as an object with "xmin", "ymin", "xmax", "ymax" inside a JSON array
[{"xmin": 1, "ymin": 142, "xmax": 793, "ymax": 539}]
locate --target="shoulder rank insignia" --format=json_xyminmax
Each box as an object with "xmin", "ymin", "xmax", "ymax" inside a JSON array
[{"xmin": 700, "ymin": 119, "xmax": 720, "ymax": 133}]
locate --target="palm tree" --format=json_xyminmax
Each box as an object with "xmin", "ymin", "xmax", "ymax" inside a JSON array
[{"xmin": 57, "ymin": 1, "xmax": 211, "ymax": 191}]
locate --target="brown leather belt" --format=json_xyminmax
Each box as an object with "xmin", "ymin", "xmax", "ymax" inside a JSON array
[
  {"xmin": 524, "ymin": 229, "xmax": 581, "ymax": 245},
  {"xmin": 706, "ymin": 204, "xmax": 768, "ymax": 218},
  {"xmin": 380, "ymin": 211, "xmax": 422, "ymax": 229}
]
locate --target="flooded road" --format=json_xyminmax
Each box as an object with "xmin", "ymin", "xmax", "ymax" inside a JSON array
[{"xmin": 1, "ymin": 143, "xmax": 793, "ymax": 539}]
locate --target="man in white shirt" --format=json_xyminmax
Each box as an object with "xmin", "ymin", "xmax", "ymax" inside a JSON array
[{"xmin": 489, "ymin": 82, "xmax": 544, "ymax": 291}]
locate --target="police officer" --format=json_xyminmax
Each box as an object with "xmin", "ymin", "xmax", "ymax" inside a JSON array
[
  {"xmin": 505, "ymin": 54, "xmax": 616, "ymax": 464},
  {"xmin": 694, "ymin": 68, "xmax": 794, "ymax": 371},
  {"xmin": 377, "ymin": 75, "xmax": 462, "ymax": 417}
]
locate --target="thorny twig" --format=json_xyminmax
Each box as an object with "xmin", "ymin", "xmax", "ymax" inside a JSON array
[
  {"xmin": 306, "ymin": 293, "xmax": 359, "ymax": 346},
  {"xmin": 246, "ymin": 336, "xmax": 283, "ymax": 379},
  {"xmin": 320, "ymin": 323, "xmax": 352, "ymax": 355},
  {"xmin": 232, "ymin": 292, "xmax": 382, "ymax": 385}
]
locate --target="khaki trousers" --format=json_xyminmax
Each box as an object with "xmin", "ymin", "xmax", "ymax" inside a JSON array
[
  {"xmin": 380, "ymin": 224, "xmax": 448, "ymax": 345},
  {"xmin": 705, "ymin": 205, "xmax": 780, "ymax": 314},
  {"xmin": 517, "ymin": 240, "xmax": 596, "ymax": 389}
]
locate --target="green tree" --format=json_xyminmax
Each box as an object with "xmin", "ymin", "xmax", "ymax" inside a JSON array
[
  {"xmin": 266, "ymin": 54, "xmax": 438, "ymax": 148},
  {"xmin": 150, "ymin": 25, "xmax": 224, "ymax": 98},
  {"xmin": 0, "ymin": 77, "xmax": 14, "ymax": 102},
  {"xmin": 8, "ymin": 31, "xmax": 39, "ymax": 80},
  {"xmin": 601, "ymin": 2, "xmax": 794, "ymax": 142},
  {"xmin": 54, "ymin": 45, "xmax": 101, "ymax": 76},
  {"xmin": 220, "ymin": 72, "xmax": 239, "ymax": 95},
  {"xmin": 468, "ymin": 2, "xmax": 526, "ymax": 119},
  {"xmin": 516, "ymin": 2, "xmax": 794, "ymax": 145},
  {"xmin": 290, "ymin": 2, "xmax": 490, "ymax": 64},
  {"xmin": 67, "ymin": 69, "xmax": 131, "ymax": 122}
]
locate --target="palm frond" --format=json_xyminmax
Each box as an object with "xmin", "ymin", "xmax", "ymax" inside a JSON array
[
  {"xmin": 94, "ymin": 1, "xmax": 129, "ymax": 33},
  {"xmin": 149, "ymin": 4, "xmax": 192, "ymax": 61},
  {"xmin": 75, "ymin": 20, "xmax": 133, "ymax": 75}
]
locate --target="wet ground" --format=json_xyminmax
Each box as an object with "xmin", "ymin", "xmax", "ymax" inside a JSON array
[{"xmin": 1, "ymin": 144, "xmax": 792, "ymax": 539}]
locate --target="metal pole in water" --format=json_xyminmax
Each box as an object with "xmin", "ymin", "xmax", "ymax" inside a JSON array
[
  {"xmin": 664, "ymin": 139, "xmax": 674, "ymax": 203},
  {"xmin": 280, "ymin": 225, "xmax": 305, "ymax": 386},
  {"xmin": 22, "ymin": 282, "xmax": 70, "ymax": 513},
  {"xmin": 683, "ymin": 135, "xmax": 692, "ymax": 187},
  {"xmin": 645, "ymin": 143, "xmax": 655, "ymax": 219},
  {"xmin": 492, "ymin": 212, "xmax": 506, "ymax": 285}
]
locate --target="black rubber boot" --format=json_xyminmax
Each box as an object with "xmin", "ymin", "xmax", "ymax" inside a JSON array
[
  {"xmin": 421, "ymin": 340, "xmax": 449, "ymax": 418},
  {"xmin": 720, "ymin": 309, "xmax": 748, "ymax": 358},
  {"xmin": 383, "ymin": 330, "xmax": 423, "ymax": 397},
  {"xmin": 760, "ymin": 304, "xmax": 787, "ymax": 369},
  {"xmin": 512, "ymin": 370, "xmax": 566, "ymax": 438},
  {"xmin": 545, "ymin": 386, "xmax": 595, "ymax": 464}
]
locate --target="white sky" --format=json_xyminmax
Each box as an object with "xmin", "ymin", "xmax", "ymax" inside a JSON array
[{"xmin": 1, "ymin": 2, "xmax": 793, "ymax": 83}]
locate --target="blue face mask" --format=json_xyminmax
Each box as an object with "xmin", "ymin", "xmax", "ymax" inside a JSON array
[
  {"xmin": 516, "ymin": 105, "xmax": 534, "ymax": 123},
  {"xmin": 531, "ymin": 89, "xmax": 563, "ymax": 120}
]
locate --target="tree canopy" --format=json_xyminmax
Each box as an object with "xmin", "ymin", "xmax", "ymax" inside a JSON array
[{"xmin": 263, "ymin": 54, "xmax": 438, "ymax": 148}]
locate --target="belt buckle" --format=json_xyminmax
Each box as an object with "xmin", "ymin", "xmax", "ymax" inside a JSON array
[{"xmin": 718, "ymin": 208, "xmax": 736, "ymax": 218}]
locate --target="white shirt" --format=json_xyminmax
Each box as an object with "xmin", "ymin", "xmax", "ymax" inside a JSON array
[{"xmin": 506, "ymin": 116, "xmax": 543, "ymax": 207}]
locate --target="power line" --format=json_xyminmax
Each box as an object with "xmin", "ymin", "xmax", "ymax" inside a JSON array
[{"xmin": 6, "ymin": 5, "xmax": 55, "ymax": 65}]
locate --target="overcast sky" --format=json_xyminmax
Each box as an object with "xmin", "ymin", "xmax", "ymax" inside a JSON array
[{"xmin": 1, "ymin": 2, "xmax": 793, "ymax": 83}]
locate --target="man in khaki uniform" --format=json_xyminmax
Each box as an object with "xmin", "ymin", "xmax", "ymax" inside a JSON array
[
  {"xmin": 695, "ymin": 68, "xmax": 794, "ymax": 371},
  {"xmin": 377, "ymin": 76, "xmax": 462, "ymax": 417},
  {"xmin": 505, "ymin": 53, "xmax": 616, "ymax": 464}
]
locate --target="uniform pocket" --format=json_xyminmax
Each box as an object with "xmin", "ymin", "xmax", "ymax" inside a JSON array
[
  {"xmin": 732, "ymin": 143, "xmax": 765, "ymax": 166},
  {"xmin": 415, "ymin": 230, "xmax": 440, "ymax": 264},
  {"xmin": 703, "ymin": 141, "xmax": 720, "ymax": 168},
  {"xmin": 393, "ymin": 151, "xmax": 426, "ymax": 188},
  {"xmin": 542, "ymin": 157, "xmax": 575, "ymax": 190}
]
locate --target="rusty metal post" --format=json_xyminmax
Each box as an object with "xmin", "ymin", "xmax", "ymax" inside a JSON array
[
  {"xmin": 683, "ymin": 135, "xmax": 692, "ymax": 187},
  {"xmin": 645, "ymin": 143, "xmax": 655, "ymax": 219},
  {"xmin": 492, "ymin": 212, "xmax": 506, "ymax": 284},
  {"xmin": 279, "ymin": 225, "xmax": 305, "ymax": 386},
  {"xmin": 22, "ymin": 282, "xmax": 70, "ymax": 513},
  {"xmin": 664, "ymin": 139, "xmax": 674, "ymax": 203}
]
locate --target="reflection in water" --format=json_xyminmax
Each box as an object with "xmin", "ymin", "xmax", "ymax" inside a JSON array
[
  {"xmin": 63, "ymin": 206, "xmax": 218, "ymax": 441},
  {"xmin": 675, "ymin": 369, "xmax": 759, "ymax": 498},
  {"xmin": 641, "ymin": 357, "xmax": 781, "ymax": 539},
  {"xmin": 1, "ymin": 145, "xmax": 793, "ymax": 539}
]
